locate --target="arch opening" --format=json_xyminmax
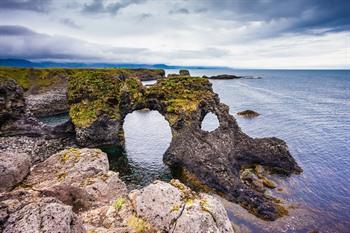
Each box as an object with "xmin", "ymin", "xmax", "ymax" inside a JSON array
[
  {"xmin": 109, "ymin": 109, "xmax": 173, "ymax": 189},
  {"xmin": 201, "ymin": 112, "xmax": 220, "ymax": 132}
]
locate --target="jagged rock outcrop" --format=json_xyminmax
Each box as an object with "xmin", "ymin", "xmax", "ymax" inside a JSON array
[
  {"xmin": 0, "ymin": 78, "xmax": 25, "ymax": 126},
  {"xmin": 0, "ymin": 152, "xmax": 31, "ymax": 192},
  {"xmin": 129, "ymin": 179, "xmax": 234, "ymax": 233},
  {"xmin": 67, "ymin": 74, "xmax": 302, "ymax": 220},
  {"xmin": 0, "ymin": 77, "xmax": 75, "ymax": 139}
]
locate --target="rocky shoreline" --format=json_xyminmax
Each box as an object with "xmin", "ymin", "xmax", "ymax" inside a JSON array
[{"xmin": 0, "ymin": 67, "xmax": 302, "ymax": 232}]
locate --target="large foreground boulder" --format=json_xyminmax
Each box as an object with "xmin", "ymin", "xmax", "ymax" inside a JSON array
[
  {"xmin": 0, "ymin": 152, "xmax": 31, "ymax": 192},
  {"xmin": 129, "ymin": 180, "xmax": 234, "ymax": 233}
]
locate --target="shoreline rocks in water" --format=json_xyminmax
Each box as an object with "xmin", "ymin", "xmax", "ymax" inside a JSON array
[
  {"xmin": 204, "ymin": 74, "xmax": 242, "ymax": 79},
  {"xmin": 237, "ymin": 110, "xmax": 260, "ymax": 118}
]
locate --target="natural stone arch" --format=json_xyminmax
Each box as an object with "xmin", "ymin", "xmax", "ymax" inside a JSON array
[{"xmin": 67, "ymin": 71, "xmax": 302, "ymax": 221}]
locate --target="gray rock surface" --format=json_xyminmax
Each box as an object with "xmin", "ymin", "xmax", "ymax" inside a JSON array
[
  {"xmin": 0, "ymin": 135, "xmax": 76, "ymax": 164},
  {"xmin": 26, "ymin": 89, "xmax": 69, "ymax": 117},
  {"xmin": 22, "ymin": 148, "xmax": 127, "ymax": 210},
  {"xmin": 129, "ymin": 180, "xmax": 234, "ymax": 233},
  {"xmin": 3, "ymin": 197, "xmax": 85, "ymax": 233},
  {"xmin": 0, "ymin": 152, "xmax": 31, "ymax": 192}
]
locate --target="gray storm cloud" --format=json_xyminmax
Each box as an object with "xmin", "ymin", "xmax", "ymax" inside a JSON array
[{"xmin": 0, "ymin": 0, "xmax": 348, "ymax": 68}]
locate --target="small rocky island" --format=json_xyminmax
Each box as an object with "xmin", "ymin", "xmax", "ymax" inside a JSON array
[{"xmin": 0, "ymin": 67, "xmax": 302, "ymax": 232}]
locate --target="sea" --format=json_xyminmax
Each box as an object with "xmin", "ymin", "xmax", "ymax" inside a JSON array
[{"xmin": 41, "ymin": 69, "xmax": 350, "ymax": 233}]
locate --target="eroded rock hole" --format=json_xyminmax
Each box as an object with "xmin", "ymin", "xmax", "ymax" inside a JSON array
[
  {"xmin": 201, "ymin": 112, "xmax": 220, "ymax": 132},
  {"xmin": 121, "ymin": 109, "xmax": 172, "ymax": 189}
]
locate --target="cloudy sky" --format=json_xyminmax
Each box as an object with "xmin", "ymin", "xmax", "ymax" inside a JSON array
[{"xmin": 0, "ymin": 0, "xmax": 349, "ymax": 68}]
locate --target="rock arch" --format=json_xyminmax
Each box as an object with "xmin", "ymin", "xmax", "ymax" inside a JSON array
[{"xmin": 67, "ymin": 72, "xmax": 302, "ymax": 220}]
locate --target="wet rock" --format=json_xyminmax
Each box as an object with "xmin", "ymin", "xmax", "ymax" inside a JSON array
[
  {"xmin": 240, "ymin": 169, "xmax": 265, "ymax": 192},
  {"xmin": 261, "ymin": 177, "xmax": 277, "ymax": 189},
  {"xmin": 0, "ymin": 78, "xmax": 25, "ymax": 126},
  {"xmin": 237, "ymin": 110, "xmax": 260, "ymax": 118},
  {"xmin": 26, "ymin": 88, "xmax": 69, "ymax": 117},
  {"xmin": 207, "ymin": 74, "xmax": 241, "ymax": 80},
  {"xmin": 3, "ymin": 197, "xmax": 85, "ymax": 233},
  {"xmin": 0, "ymin": 152, "xmax": 31, "ymax": 192},
  {"xmin": 129, "ymin": 180, "xmax": 234, "ymax": 233},
  {"xmin": 179, "ymin": 69, "xmax": 190, "ymax": 76}
]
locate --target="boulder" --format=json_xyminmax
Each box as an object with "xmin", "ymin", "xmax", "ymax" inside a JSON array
[
  {"xmin": 0, "ymin": 152, "xmax": 31, "ymax": 192},
  {"xmin": 179, "ymin": 69, "xmax": 190, "ymax": 76},
  {"xmin": 0, "ymin": 78, "xmax": 25, "ymax": 126},
  {"xmin": 237, "ymin": 110, "xmax": 260, "ymax": 118},
  {"xmin": 129, "ymin": 180, "xmax": 234, "ymax": 233}
]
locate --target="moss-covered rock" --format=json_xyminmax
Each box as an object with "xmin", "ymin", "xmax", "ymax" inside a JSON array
[{"xmin": 0, "ymin": 67, "xmax": 165, "ymax": 93}]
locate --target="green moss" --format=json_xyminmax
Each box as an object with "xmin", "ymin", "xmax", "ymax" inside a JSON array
[
  {"xmin": 171, "ymin": 204, "xmax": 181, "ymax": 212},
  {"xmin": 57, "ymin": 172, "xmax": 68, "ymax": 181},
  {"xmin": 127, "ymin": 214, "xmax": 151, "ymax": 233},
  {"xmin": 112, "ymin": 197, "xmax": 126, "ymax": 211},
  {"xmin": 146, "ymin": 76, "xmax": 214, "ymax": 126},
  {"xmin": 59, "ymin": 148, "xmax": 81, "ymax": 163}
]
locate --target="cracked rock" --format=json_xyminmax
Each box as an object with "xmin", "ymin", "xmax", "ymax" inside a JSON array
[{"xmin": 128, "ymin": 180, "xmax": 234, "ymax": 233}]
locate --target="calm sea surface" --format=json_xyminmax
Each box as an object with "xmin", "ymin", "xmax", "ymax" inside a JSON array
[{"xmin": 41, "ymin": 69, "xmax": 350, "ymax": 232}]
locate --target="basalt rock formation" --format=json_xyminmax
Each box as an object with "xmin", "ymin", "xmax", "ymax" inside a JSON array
[{"xmin": 67, "ymin": 72, "xmax": 302, "ymax": 220}]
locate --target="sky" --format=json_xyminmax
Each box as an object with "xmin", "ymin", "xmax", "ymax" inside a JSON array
[{"xmin": 0, "ymin": 0, "xmax": 349, "ymax": 69}]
